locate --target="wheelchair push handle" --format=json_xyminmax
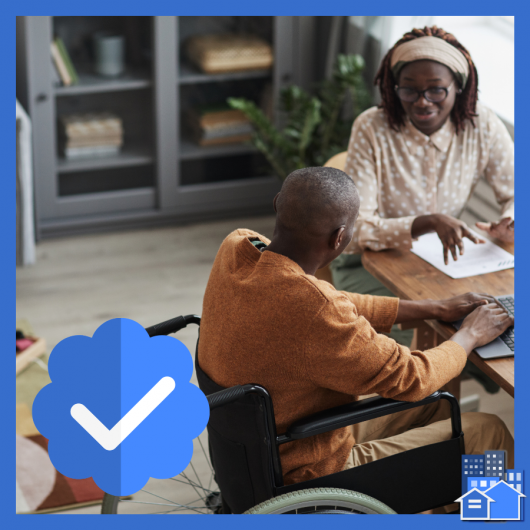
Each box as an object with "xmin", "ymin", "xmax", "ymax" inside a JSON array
[
  {"xmin": 145, "ymin": 314, "xmax": 201, "ymax": 337},
  {"xmin": 206, "ymin": 384, "xmax": 270, "ymax": 411},
  {"xmin": 207, "ymin": 385, "xmax": 246, "ymax": 410}
]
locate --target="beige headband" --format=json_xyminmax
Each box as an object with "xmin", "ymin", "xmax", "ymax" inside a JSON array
[{"xmin": 390, "ymin": 36, "xmax": 470, "ymax": 88}]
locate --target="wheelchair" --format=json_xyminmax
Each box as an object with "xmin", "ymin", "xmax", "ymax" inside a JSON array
[{"xmin": 102, "ymin": 314, "xmax": 465, "ymax": 514}]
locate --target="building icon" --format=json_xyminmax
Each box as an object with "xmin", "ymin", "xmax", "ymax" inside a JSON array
[
  {"xmin": 485, "ymin": 450, "xmax": 506, "ymax": 478},
  {"xmin": 457, "ymin": 451, "xmax": 524, "ymax": 520},
  {"xmin": 505, "ymin": 470, "xmax": 524, "ymax": 493},
  {"xmin": 462, "ymin": 455, "xmax": 485, "ymax": 494},
  {"xmin": 455, "ymin": 488, "xmax": 494, "ymax": 520},
  {"xmin": 486, "ymin": 480, "xmax": 526, "ymax": 520},
  {"xmin": 505, "ymin": 470, "xmax": 524, "ymax": 519},
  {"xmin": 468, "ymin": 477, "xmax": 499, "ymax": 493}
]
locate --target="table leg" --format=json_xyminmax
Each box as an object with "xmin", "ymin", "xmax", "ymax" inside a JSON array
[
  {"xmin": 443, "ymin": 376, "xmax": 461, "ymax": 403},
  {"xmin": 415, "ymin": 321, "xmax": 437, "ymax": 350}
]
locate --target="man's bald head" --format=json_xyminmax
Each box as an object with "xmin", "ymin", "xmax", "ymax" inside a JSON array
[{"xmin": 275, "ymin": 167, "xmax": 360, "ymax": 238}]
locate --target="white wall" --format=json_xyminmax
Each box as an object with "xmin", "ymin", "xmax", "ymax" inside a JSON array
[{"xmin": 420, "ymin": 16, "xmax": 514, "ymax": 125}]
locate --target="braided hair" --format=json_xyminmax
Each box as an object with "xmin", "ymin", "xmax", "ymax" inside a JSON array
[{"xmin": 375, "ymin": 26, "xmax": 478, "ymax": 133}]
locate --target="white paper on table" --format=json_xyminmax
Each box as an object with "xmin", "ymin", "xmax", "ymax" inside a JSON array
[{"xmin": 411, "ymin": 232, "xmax": 514, "ymax": 279}]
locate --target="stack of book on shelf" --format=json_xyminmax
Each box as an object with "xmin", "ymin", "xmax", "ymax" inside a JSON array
[
  {"xmin": 185, "ymin": 105, "xmax": 253, "ymax": 147},
  {"xmin": 185, "ymin": 34, "xmax": 273, "ymax": 74},
  {"xmin": 50, "ymin": 37, "xmax": 78, "ymax": 87},
  {"xmin": 58, "ymin": 112, "xmax": 123, "ymax": 159}
]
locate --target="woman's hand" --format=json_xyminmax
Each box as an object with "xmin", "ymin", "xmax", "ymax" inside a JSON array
[
  {"xmin": 412, "ymin": 214, "xmax": 485, "ymax": 265},
  {"xmin": 476, "ymin": 217, "xmax": 514, "ymax": 243}
]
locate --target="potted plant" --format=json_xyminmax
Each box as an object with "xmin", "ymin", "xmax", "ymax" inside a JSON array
[{"xmin": 228, "ymin": 54, "xmax": 372, "ymax": 180}]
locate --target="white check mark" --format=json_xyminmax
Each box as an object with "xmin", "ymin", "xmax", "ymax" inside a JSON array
[{"xmin": 71, "ymin": 376, "xmax": 175, "ymax": 451}]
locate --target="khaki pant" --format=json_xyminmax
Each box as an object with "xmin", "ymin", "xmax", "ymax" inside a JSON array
[{"xmin": 343, "ymin": 399, "xmax": 514, "ymax": 513}]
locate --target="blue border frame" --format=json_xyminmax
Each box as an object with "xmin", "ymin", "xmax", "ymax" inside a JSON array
[{"xmin": 6, "ymin": 4, "xmax": 528, "ymax": 529}]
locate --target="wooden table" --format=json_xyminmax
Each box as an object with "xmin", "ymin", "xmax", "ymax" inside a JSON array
[{"xmin": 362, "ymin": 241, "xmax": 514, "ymax": 397}]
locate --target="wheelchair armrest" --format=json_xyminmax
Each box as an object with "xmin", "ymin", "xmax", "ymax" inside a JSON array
[{"xmin": 278, "ymin": 391, "xmax": 461, "ymax": 444}]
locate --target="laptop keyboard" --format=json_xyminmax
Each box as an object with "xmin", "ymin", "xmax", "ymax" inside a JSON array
[{"xmin": 497, "ymin": 295, "xmax": 515, "ymax": 352}]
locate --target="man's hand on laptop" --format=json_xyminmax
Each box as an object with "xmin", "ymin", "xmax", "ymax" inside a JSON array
[
  {"xmin": 436, "ymin": 292, "xmax": 498, "ymax": 322},
  {"xmin": 396, "ymin": 292, "xmax": 496, "ymax": 325},
  {"xmin": 396, "ymin": 292, "xmax": 512, "ymax": 356},
  {"xmin": 450, "ymin": 301, "xmax": 514, "ymax": 355}
]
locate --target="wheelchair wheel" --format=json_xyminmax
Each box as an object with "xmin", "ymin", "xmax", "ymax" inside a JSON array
[
  {"xmin": 101, "ymin": 432, "xmax": 221, "ymax": 514},
  {"xmin": 244, "ymin": 488, "xmax": 397, "ymax": 514}
]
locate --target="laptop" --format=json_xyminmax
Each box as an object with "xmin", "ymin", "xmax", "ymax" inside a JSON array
[{"xmin": 453, "ymin": 294, "xmax": 514, "ymax": 359}]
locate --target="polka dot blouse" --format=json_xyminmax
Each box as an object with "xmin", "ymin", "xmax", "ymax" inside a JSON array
[{"xmin": 343, "ymin": 103, "xmax": 514, "ymax": 254}]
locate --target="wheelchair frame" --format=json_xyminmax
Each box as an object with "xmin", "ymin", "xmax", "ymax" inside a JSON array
[{"xmin": 104, "ymin": 314, "xmax": 465, "ymax": 514}]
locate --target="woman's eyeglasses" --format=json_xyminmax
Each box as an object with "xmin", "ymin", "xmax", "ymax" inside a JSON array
[{"xmin": 394, "ymin": 82, "xmax": 459, "ymax": 103}]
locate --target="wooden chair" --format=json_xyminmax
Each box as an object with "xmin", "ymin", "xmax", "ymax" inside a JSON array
[
  {"xmin": 324, "ymin": 151, "xmax": 348, "ymax": 172},
  {"xmin": 314, "ymin": 152, "xmax": 349, "ymax": 285}
]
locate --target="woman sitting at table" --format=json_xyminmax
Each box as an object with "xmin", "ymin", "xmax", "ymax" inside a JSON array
[{"xmin": 332, "ymin": 26, "xmax": 514, "ymax": 367}]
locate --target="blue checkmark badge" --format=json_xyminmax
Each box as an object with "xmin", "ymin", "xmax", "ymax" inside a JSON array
[{"xmin": 32, "ymin": 318, "xmax": 210, "ymax": 496}]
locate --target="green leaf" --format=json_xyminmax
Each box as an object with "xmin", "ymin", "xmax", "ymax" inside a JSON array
[{"xmin": 227, "ymin": 54, "xmax": 371, "ymax": 179}]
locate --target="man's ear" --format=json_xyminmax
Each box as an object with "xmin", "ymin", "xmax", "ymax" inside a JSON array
[
  {"xmin": 330, "ymin": 226, "xmax": 346, "ymax": 250},
  {"xmin": 272, "ymin": 193, "xmax": 280, "ymax": 213}
]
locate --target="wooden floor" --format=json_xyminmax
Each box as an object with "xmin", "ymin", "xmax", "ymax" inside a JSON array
[{"xmin": 16, "ymin": 214, "xmax": 513, "ymax": 514}]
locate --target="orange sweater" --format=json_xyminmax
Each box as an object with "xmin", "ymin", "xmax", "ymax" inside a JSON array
[{"xmin": 198, "ymin": 229, "xmax": 467, "ymax": 485}]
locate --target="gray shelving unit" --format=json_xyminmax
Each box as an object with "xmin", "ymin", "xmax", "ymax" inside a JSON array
[
  {"xmin": 54, "ymin": 70, "xmax": 152, "ymax": 96},
  {"xmin": 179, "ymin": 64, "xmax": 271, "ymax": 85},
  {"xmin": 16, "ymin": 16, "xmax": 301, "ymax": 238}
]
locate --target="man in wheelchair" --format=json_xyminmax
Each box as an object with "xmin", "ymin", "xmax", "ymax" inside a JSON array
[{"xmin": 198, "ymin": 166, "xmax": 514, "ymax": 496}]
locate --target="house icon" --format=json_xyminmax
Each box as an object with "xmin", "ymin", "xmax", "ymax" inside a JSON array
[
  {"xmin": 485, "ymin": 480, "xmax": 526, "ymax": 520},
  {"xmin": 455, "ymin": 488, "xmax": 494, "ymax": 520}
]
